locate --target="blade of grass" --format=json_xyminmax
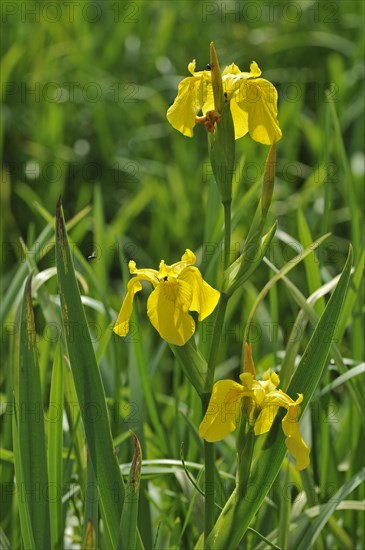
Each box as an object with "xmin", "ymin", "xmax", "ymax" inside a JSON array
[
  {"xmin": 1, "ymin": 205, "xmax": 91, "ymax": 325},
  {"xmin": 81, "ymin": 520, "xmax": 96, "ymax": 550},
  {"xmin": 264, "ymin": 257, "xmax": 363, "ymax": 420},
  {"xmin": 117, "ymin": 433, "xmax": 142, "ymax": 550},
  {"xmin": 48, "ymin": 342, "xmax": 64, "ymax": 550},
  {"xmin": 244, "ymin": 232, "xmax": 330, "ymax": 344},
  {"xmin": 83, "ymin": 454, "xmax": 99, "ymax": 548},
  {"xmin": 297, "ymin": 209, "xmax": 325, "ymax": 314},
  {"xmin": 16, "ymin": 274, "xmax": 51, "ymax": 549},
  {"xmin": 56, "ymin": 198, "xmax": 125, "ymax": 548},
  {"xmin": 11, "ymin": 407, "xmax": 36, "ymax": 550},
  {"xmin": 278, "ymin": 465, "xmax": 291, "ymax": 550},
  {"xmin": 297, "ymin": 468, "xmax": 365, "ymax": 550}
]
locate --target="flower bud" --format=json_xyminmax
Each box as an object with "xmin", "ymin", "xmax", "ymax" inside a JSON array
[{"xmin": 209, "ymin": 42, "xmax": 224, "ymax": 114}]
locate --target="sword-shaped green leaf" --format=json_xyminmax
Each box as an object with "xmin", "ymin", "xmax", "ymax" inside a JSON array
[
  {"xmin": 15, "ymin": 274, "xmax": 50, "ymax": 549},
  {"xmin": 55, "ymin": 198, "xmax": 125, "ymax": 547}
]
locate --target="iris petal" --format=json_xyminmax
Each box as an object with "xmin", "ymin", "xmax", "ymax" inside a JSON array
[
  {"xmin": 167, "ymin": 75, "xmax": 206, "ymax": 137},
  {"xmin": 147, "ymin": 279, "xmax": 194, "ymax": 345},
  {"xmin": 236, "ymin": 78, "xmax": 282, "ymax": 144},
  {"xmin": 229, "ymin": 95, "xmax": 249, "ymax": 139},
  {"xmin": 282, "ymin": 402, "xmax": 310, "ymax": 471},
  {"xmin": 285, "ymin": 434, "xmax": 310, "ymax": 471},
  {"xmin": 199, "ymin": 380, "xmax": 245, "ymax": 442},
  {"xmin": 254, "ymin": 404, "xmax": 279, "ymax": 435},
  {"xmin": 163, "ymin": 249, "xmax": 197, "ymax": 278},
  {"xmin": 179, "ymin": 266, "xmax": 220, "ymax": 321},
  {"xmin": 113, "ymin": 276, "xmax": 145, "ymax": 337}
]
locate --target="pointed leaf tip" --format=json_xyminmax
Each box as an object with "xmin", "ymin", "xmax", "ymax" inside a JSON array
[
  {"xmin": 56, "ymin": 196, "xmax": 63, "ymax": 220},
  {"xmin": 55, "ymin": 198, "xmax": 67, "ymax": 249}
]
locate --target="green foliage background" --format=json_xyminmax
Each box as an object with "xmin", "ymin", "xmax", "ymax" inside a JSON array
[{"xmin": 1, "ymin": 1, "xmax": 364, "ymax": 549}]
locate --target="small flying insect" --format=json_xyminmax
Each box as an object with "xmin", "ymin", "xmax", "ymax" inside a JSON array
[{"xmin": 88, "ymin": 251, "xmax": 97, "ymax": 261}]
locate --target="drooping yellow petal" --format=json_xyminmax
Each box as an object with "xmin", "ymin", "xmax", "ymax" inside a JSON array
[
  {"xmin": 229, "ymin": 94, "xmax": 249, "ymax": 139},
  {"xmin": 285, "ymin": 433, "xmax": 310, "ymax": 471},
  {"xmin": 147, "ymin": 278, "xmax": 194, "ymax": 345},
  {"xmin": 167, "ymin": 74, "xmax": 208, "ymax": 137},
  {"xmin": 236, "ymin": 78, "xmax": 282, "ymax": 144},
  {"xmin": 199, "ymin": 380, "xmax": 245, "ymax": 442},
  {"xmin": 281, "ymin": 401, "xmax": 302, "ymax": 437},
  {"xmin": 261, "ymin": 389, "xmax": 299, "ymax": 409},
  {"xmin": 178, "ymin": 266, "xmax": 220, "ymax": 321},
  {"xmin": 113, "ymin": 276, "xmax": 145, "ymax": 337},
  {"xmin": 282, "ymin": 400, "xmax": 310, "ymax": 471},
  {"xmin": 254, "ymin": 403, "xmax": 279, "ymax": 435}
]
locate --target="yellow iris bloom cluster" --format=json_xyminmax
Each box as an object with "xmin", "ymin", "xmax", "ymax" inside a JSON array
[
  {"xmin": 167, "ymin": 55, "xmax": 282, "ymax": 144},
  {"xmin": 199, "ymin": 345, "xmax": 310, "ymax": 471},
  {"xmin": 113, "ymin": 250, "xmax": 220, "ymax": 346}
]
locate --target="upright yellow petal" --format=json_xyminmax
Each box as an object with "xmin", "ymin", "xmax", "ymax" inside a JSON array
[
  {"xmin": 236, "ymin": 78, "xmax": 282, "ymax": 144},
  {"xmin": 222, "ymin": 63, "xmax": 242, "ymax": 76},
  {"xmin": 113, "ymin": 276, "xmax": 145, "ymax": 337},
  {"xmin": 188, "ymin": 60, "xmax": 196, "ymax": 75},
  {"xmin": 167, "ymin": 75, "xmax": 206, "ymax": 137},
  {"xmin": 181, "ymin": 249, "xmax": 196, "ymax": 264},
  {"xmin": 179, "ymin": 266, "xmax": 220, "ymax": 321},
  {"xmin": 147, "ymin": 279, "xmax": 195, "ymax": 345},
  {"xmin": 199, "ymin": 380, "xmax": 244, "ymax": 442},
  {"xmin": 260, "ymin": 370, "xmax": 280, "ymax": 393},
  {"xmin": 249, "ymin": 61, "xmax": 262, "ymax": 78},
  {"xmin": 128, "ymin": 261, "xmax": 160, "ymax": 286},
  {"xmin": 163, "ymin": 249, "xmax": 197, "ymax": 277}
]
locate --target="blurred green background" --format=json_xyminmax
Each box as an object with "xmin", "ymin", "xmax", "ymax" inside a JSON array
[{"xmin": 2, "ymin": 0, "xmax": 363, "ymax": 265}]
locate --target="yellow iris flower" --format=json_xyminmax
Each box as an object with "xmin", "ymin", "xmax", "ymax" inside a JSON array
[
  {"xmin": 114, "ymin": 249, "xmax": 220, "ymax": 346},
  {"xmin": 167, "ymin": 58, "xmax": 282, "ymax": 144},
  {"xmin": 199, "ymin": 345, "xmax": 310, "ymax": 471}
]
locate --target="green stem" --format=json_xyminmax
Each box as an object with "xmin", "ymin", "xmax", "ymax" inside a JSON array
[
  {"xmin": 236, "ymin": 399, "xmax": 255, "ymax": 492},
  {"xmin": 205, "ymin": 294, "xmax": 228, "ymax": 392},
  {"xmin": 223, "ymin": 199, "xmax": 232, "ymax": 270},
  {"xmin": 204, "ymin": 198, "xmax": 231, "ymax": 391},
  {"xmin": 202, "ymin": 199, "xmax": 232, "ymax": 544},
  {"xmin": 202, "ymin": 394, "xmax": 216, "ymax": 544}
]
